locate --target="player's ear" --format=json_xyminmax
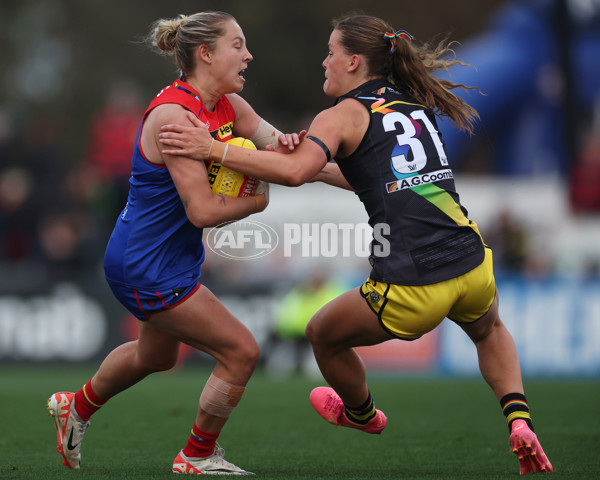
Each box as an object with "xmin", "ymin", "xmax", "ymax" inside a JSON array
[
  {"xmin": 348, "ymin": 54, "xmax": 361, "ymax": 73},
  {"xmin": 197, "ymin": 45, "xmax": 212, "ymax": 64}
]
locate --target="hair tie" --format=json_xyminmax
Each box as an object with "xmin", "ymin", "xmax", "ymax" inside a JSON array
[{"xmin": 383, "ymin": 29, "xmax": 414, "ymax": 53}]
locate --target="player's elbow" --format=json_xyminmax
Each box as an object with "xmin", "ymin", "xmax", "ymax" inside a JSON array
[
  {"xmin": 185, "ymin": 205, "xmax": 220, "ymax": 228},
  {"xmin": 282, "ymin": 167, "xmax": 308, "ymax": 187},
  {"xmin": 186, "ymin": 212, "xmax": 212, "ymax": 228},
  {"xmin": 281, "ymin": 175, "xmax": 304, "ymax": 187}
]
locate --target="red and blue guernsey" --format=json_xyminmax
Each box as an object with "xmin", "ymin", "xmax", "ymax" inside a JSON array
[{"xmin": 103, "ymin": 79, "xmax": 235, "ymax": 320}]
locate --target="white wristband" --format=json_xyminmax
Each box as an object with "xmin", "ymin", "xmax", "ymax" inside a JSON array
[
  {"xmin": 221, "ymin": 143, "xmax": 229, "ymax": 165},
  {"xmin": 207, "ymin": 138, "xmax": 215, "ymax": 160}
]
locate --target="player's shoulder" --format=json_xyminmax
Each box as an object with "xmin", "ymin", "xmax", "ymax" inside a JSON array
[
  {"xmin": 315, "ymin": 97, "xmax": 365, "ymax": 124},
  {"xmin": 146, "ymin": 102, "xmax": 190, "ymax": 129},
  {"xmin": 224, "ymin": 93, "xmax": 250, "ymax": 113},
  {"xmin": 335, "ymin": 96, "xmax": 369, "ymax": 113},
  {"xmin": 326, "ymin": 97, "xmax": 370, "ymax": 132}
]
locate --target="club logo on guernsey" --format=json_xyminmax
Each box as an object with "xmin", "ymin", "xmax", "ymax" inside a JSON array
[
  {"xmin": 369, "ymin": 291, "xmax": 381, "ymax": 303},
  {"xmin": 386, "ymin": 169, "xmax": 454, "ymax": 193}
]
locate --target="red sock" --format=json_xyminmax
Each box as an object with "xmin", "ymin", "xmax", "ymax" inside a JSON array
[
  {"xmin": 182, "ymin": 424, "xmax": 220, "ymax": 458},
  {"xmin": 73, "ymin": 380, "xmax": 107, "ymax": 421}
]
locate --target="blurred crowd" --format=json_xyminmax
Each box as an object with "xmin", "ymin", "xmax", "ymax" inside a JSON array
[{"xmin": 0, "ymin": 81, "xmax": 143, "ymax": 287}]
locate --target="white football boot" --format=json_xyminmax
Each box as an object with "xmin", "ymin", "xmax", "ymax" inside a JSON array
[
  {"xmin": 47, "ymin": 392, "xmax": 90, "ymax": 469},
  {"xmin": 173, "ymin": 445, "xmax": 254, "ymax": 475}
]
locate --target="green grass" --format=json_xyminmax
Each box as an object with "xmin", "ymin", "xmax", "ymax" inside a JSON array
[{"xmin": 0, "ymin": 365, "xmax": 598, "ymax": 479}]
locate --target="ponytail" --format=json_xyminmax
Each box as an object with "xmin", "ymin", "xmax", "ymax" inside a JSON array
[
  {"xmin": 334, "ymin": 15, "xmax": 481, "ymax": 134},
  {"xmin": 390, "ymin": 36, "xmax": 480, "ymax": 134}
]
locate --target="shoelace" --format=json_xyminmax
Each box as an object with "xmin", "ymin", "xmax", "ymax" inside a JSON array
[
  {"xmin": 211, "ymin": 444, "xmax": 237, "ymax": 469},
  {"xmin": 77, "ymin": 421, "xmax": 90, "ymax": 436},
  {"xmin": 71, "ymin": 407, "xmax": 91, "ymax": 433}
]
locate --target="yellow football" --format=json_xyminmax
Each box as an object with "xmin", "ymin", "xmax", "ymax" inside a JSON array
[{"xmin": 207, "ymin": 137, "xmax": 259, "ymax": 197}]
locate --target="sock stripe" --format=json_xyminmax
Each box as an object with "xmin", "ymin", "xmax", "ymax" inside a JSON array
[
  {"xmin": 350, "ymin": 400, "xmax": 374, "ymax": 416},
  {"xmin": 506, "ymin": 411, "xmax": 531, "ymax": 424},
  {"xmin": 74, "ymin": 380, "xmax": 106, "ymax": 421},
  {"xmin": 345, "ymin": 393, "xmax": 377, "ymax": 425},
  {"xmin": 83, "ymin": 384, "xmax": 103, "ymax": 408},
  {"xmin": 190, "ymin": 426, "xmax": 219, "ymax": 442},
  {"xmin": 183, "ymin": 425, "xmax": 220, "ymax": 458},
  {"xmin": 502, "ymin": 399, "xmax": 528, "ymax": 410},
  {"xmin": 500, "ymin": 392, "xmax": 534, "ymax": 433}
]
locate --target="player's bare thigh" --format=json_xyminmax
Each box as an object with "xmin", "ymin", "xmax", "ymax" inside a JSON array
[
  {"xmin": 148, "ymin": 284, "xmax": 259, "ymax": 378},
  {"xmin": 136, "ymin": 319, "xmax": 181, "ymax": 370},
  {"xmin": 306, "ymin": 287, "xmax": 395, "ymax": 350}
]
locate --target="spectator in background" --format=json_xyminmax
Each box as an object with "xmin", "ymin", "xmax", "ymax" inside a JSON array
[
  {"xmin": 0, "ymin": 109, "xmax": 32, "ymax": 264},
  {"xmin": 484, "ymin": 209, "xmax": 530, "ymax": 275},
  {"xmin": 80, "ymin": 78, "xmax": 145, "ymax": 221},
  {"xmin": 0, "ymin": 166, "xmax": 32, "ymax": 263},
  {"xmin": 265, "ymin": 271, "xmax": 347, "ymax": 375},
  {"xmin": 0, "ymin": 111, "xmax": 103, "ymax": 279},
  {"xmin": 570, "ymin": 120, "xmax": 600, "ymax": 213},
  {"xmin": 36, "ymin": 208, "xmax": 101, "ymax": 280}
]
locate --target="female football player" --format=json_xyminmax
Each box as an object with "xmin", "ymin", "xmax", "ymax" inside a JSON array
[
  {"xmin": 159, "ymin": 13, "xmax": 553, "ymax": 476},
  {"xmin": 47, "ymin": 11, "xmax": 301, "ymax": 475}
]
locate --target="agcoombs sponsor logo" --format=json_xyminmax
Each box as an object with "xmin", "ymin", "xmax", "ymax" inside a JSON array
[{"xmin": 386, "ymin": 168, "xmax": 453, "ymax": 193}]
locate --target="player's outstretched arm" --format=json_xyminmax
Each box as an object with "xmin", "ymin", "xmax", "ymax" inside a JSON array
[
  {"xmin": 225, "ymin": 93, "xmax": 304, "ymax": 152},
  {"xmin": 159, "ymin": 112, "xmax": 332, "ymax": 187}
]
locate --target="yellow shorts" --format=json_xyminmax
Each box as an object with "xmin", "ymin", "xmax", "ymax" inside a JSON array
[{"xmin": 360, "ymin": 247, "xmax": 496, "ymax": 340}]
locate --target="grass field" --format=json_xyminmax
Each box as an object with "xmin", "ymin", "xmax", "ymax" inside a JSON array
[{"xmin": 1, "ymin": 365, "xmax": 598, "ymax": 479}]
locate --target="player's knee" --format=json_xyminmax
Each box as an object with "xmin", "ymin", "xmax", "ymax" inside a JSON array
[
  {"xmin": 243, "ymin": 341, "xmax": 261, "ymax": 369},
  {"xmin": 305, "ymin": 315, "xmax": 327, "ymax": 346},
  {"xmin": 229, "ymin": 339, "xmax": 260, "ymax": 375},
  {"xmin": 305, "ymin": 318, "xmax": 317, "ymax": 345},
  {"xmin": 470, "ymin": 321, "xmax": 494, "ymax": 344},
  {"xmin": 465, "ymin": 312, "xmax": 502, "ymax": 344}
]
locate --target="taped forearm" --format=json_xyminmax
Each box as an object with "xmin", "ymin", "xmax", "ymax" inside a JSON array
[{"xmin": 249, "ymin": 118, "xmax": 283, "ymax": 150}]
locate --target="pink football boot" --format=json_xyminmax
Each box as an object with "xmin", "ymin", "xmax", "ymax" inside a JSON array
[
  {"xmin": 309, "ymin": 387, "xmax": 387, "ymax": 434},
  {"xmin": 509, "ymin": 419, "xmax": 553, "ymax": 475}
]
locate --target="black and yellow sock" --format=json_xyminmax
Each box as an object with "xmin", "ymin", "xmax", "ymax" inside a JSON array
[
  {"xmin": 344, "ymin": 392, "xmax": 377, "ymax": 425},
  {"xmin": 500, "ymin": 393, "xmax": 534, "ymax": 433}
]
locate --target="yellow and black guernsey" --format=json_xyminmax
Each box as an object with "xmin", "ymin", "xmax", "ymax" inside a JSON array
[{"xmin": 335, "ymin": 79, "xmax": 485, "ymax": 285}]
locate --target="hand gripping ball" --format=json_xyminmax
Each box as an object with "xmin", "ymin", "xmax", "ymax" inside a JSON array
[{"xmin": 207, "ymin": 137, "xmax": 260, "ymax": 197}]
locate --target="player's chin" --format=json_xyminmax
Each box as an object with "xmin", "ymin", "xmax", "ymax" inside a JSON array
[
  {"xmin": 223, "ymin": 77, "xmax": 245, "ymax": 94},
  {"xmin": 234, "ymin": 74, "xmax": 246, "ymax": 91}
]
